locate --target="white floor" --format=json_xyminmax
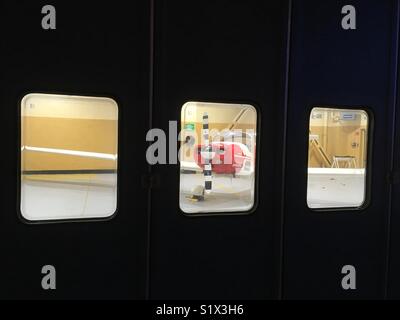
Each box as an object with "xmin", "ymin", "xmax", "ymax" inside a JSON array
[
  {"xmin": 20, "ymin": 169, "xmax": 365, "ymax": 220},
  {"xmin": 180, "ymin": 169, "xmax": 366, "ymax": 213},
  {"xmin": 180, "ymin": 172, "xmax": 255, "ymax": 214},
  {"xmin": 307, "ymin": 169, "xmax": 366, "ymax": 209},
  {"xmin": 20, "ymin": 174, "xmax": 118, "ymax": 221}
]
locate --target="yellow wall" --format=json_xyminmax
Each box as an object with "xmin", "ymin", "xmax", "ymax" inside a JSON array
[
  {"xmin": 21, "ymin": 94, "xmax": 118, "ymax": 172},
  {"xmin": 180, "ymin": 102, "xmax": 257, "ymax": 162},
  {"xmin": 309, "ymin": 108, "xmax": 368, "ymax": 169}
]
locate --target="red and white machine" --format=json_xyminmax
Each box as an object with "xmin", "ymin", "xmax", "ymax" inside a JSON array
[
  {"xmin": 185, "ymin": 112, "xmax": 254, "ymax": 200},
  {"xmin": 194, "ymin": 141, "xmax": 253, "ymax": 175}
]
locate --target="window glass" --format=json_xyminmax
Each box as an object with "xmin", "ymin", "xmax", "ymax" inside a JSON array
[
  {"xmin": 307, "ymin": 107, "xmax": 369, "ymax": 209},
  {"xmin": 20, "ymin": 93, "xmax": 118, "ymax": 221},
  {"xmin": 180, "ymin": 102, "xmax": 257, "ymax": 214}
]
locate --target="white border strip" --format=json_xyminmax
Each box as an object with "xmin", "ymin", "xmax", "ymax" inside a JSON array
[
  {"xmin": 308, "ymin": 168, "xmax": 365, "ymax": 175},
  {"xmin": 22, "ymin": 146, "xmax": 117, "ymax": 161}
]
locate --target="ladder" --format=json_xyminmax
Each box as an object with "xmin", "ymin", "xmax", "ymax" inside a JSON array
[{"xmin": 309, "ymin": 136, "xmax": 332, "ymax": 168}]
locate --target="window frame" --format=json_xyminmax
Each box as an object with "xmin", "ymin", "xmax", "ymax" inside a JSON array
[
  {"xmin": 18, "ymin": 92, "xmax": 121, "ymax": 224},
  {"xmin": 306, "ymin": 105, "xmax": 374, "ymax": 213},
  {"xmin": 178, "ymin": 100, "xmax": 261, "ymax": 218}
]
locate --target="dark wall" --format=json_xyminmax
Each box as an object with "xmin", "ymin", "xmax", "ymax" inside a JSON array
[
  {"xmin": 0, "ymin": 1, "xmax": 150, "ymax": 299},
  {"xmin": 149, "ymin": 0, "xmax": 290, "ymax": 300},
  {"xmin": 1, "ymin": 0, "xmax": 400, "ymax": 300}
]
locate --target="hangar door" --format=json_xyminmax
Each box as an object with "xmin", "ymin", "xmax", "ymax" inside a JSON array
[
  {"xmin": 283, "ymin": 0, "xmax": 398, "ymax": 299},
  {"xmin": 149, "ymin": 0, "xmax": 290, "ymax": 299},
  {"xmin": 0, "ymin": 1, "xmax": 150, "ymax": 299},
  {"xmin": 388, "ymin": 0, "xmax": 400, "ymax": 298}
]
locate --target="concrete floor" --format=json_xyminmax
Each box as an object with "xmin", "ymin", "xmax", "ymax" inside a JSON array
[
  {"xmin": 20, "ymin": 169, "xmax": 365, "ymax": 221},
  {"xmin": 20, "ymin": 174, "xmax": 118, "ymax": 221},
  {"xmin": 180, "ymin": 168, "xmax": 366, "ymax": 213},
  {"xmin": 307, "ymin": 168, "xmax": 366, "ymax": 209},
  {"xmin": 180, "ymin": 172, "xmax": 255, "ymax": 214}
]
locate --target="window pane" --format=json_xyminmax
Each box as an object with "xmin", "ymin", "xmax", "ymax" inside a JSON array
[
  {"xmin": 20, "ymin": 94, "xmax": 118, "ymax": 221},
  {"xmin": 180, "ymin": 102, "xmax": 257, "ymax": 214},
  {"xmin": 307, "ymin": 107, "xmax": 369, "ymax": 209}
]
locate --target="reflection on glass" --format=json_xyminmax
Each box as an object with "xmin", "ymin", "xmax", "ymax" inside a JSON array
[
  {"xmin": 20, "ymin": 94, "xmax": 118, "ymax": 221},
  {"xmin": 307, "ymin": 107, "xmax": 369, "ymax": 209},
  {"xmin": 180, "ymin": 102, "xmax": 257, "ymax": 214}
]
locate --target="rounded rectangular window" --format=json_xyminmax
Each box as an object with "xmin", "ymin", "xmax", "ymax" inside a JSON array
[
  {"xmin": 307, "ymin": 107, "xmax": 369, "ymax": 210},
  {"xmin": 179, "ymin": 102, "xmax": 257, "ymax": 215},
  {"xmin": 20, "ymin": 94, "xmax": 118, "ymax": 222}
]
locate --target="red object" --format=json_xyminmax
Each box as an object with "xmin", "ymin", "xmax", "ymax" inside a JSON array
[{"xmin": 194, "ymin": 143, "xmax": 250, "ymax": 174}]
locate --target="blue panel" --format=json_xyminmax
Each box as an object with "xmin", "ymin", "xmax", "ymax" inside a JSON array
[{"xmin": 284, "ymin": 0, "xmax": 398, "ymax": 299}]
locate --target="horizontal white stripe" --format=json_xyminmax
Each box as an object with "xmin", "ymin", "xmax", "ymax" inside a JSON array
[
  {"xmin": 204, "ymin": 164, "xmax": 212, "ymax": 171},
  {"xmin": 205, "ymin": 176, "xmax": 212, "ymax": 182},
  {"xmin": 22, "ymin": 146, "xmax": 117, "ymax": 161}
]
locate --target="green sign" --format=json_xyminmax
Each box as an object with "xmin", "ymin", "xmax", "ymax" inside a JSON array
[{"xmin": 185, "ymin": 123, "xmax": 196, "ymax": 131}]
